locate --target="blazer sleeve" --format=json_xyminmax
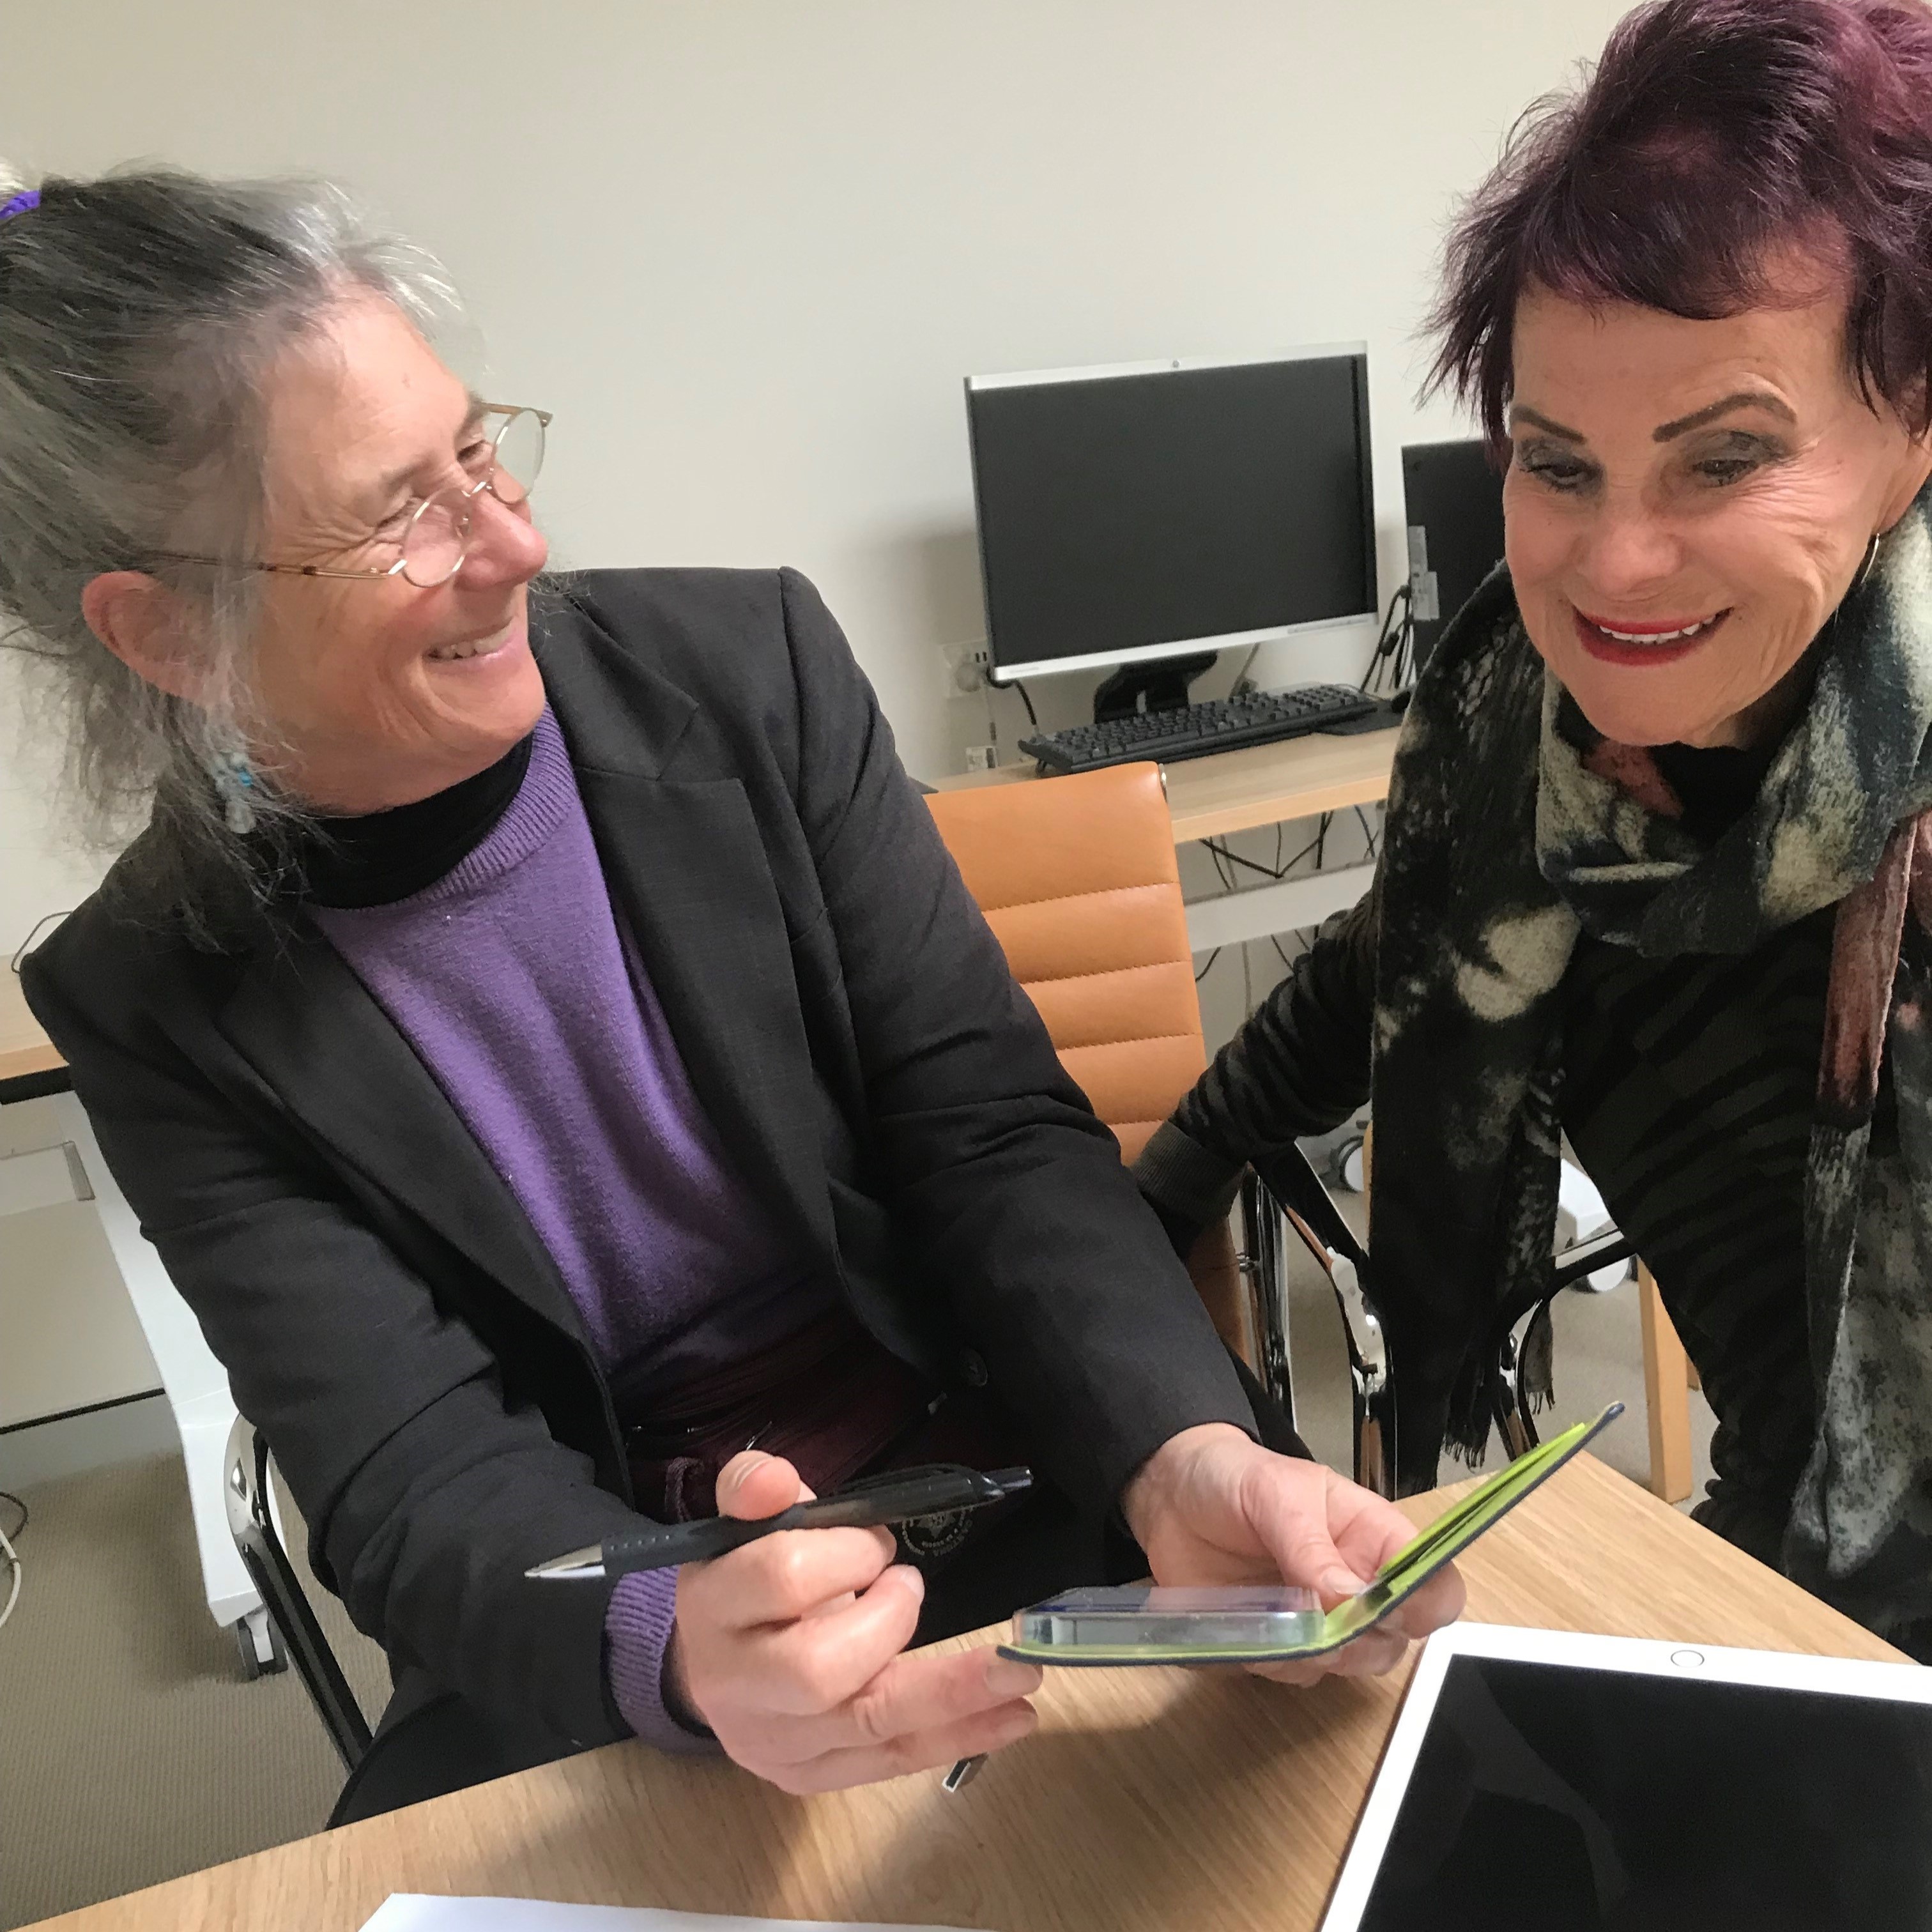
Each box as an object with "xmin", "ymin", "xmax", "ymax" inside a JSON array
[
  {"xmin": 1134, "ymin": 886, "xmax": 1380, "ymax": 1245},
  {"xmin": 773, "ymin": 568, "xmax": 1255, "ymax": 1515},
  {"xmin": 20, "ymin": 946, "xmax": 638, "ymax": 1754}
]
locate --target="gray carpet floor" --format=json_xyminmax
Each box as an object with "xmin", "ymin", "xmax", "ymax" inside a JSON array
[
  {"xmin": 0, "ymin": 1232, "xmax": 1713, "ymax": 1928},
  {"xmin": 0, "ymin": 1454, "xmax": 390, "ymax": 1929}
]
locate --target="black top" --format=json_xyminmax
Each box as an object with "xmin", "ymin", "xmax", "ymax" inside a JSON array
[
  {"xmin": 1560, "ymin": 741, "xmax": 1820, "ymax": 1567},
  {"xmin": 301, "ymin": 734, "xmax": 532, "ymax": 909},
  {"xmin": 1652, "ymin": 737, "xmax": 1783, "ymax": 845},
  {"xmin": 1160, "ymin": 733, "xmax": 1829, "ymax": 1567}
]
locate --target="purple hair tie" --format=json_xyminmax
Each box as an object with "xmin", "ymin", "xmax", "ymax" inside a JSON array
[{"xmin": 0, "ymin": 190, "xmax": 41, "ymax": 222}]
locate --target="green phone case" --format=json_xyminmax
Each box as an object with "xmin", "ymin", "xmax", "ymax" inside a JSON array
[{"xmin": 997, "ymin": 1400, "xmax": 1624, "ymax": 1666}]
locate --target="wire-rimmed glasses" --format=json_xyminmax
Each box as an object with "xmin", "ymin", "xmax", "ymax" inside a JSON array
[{"xmin": 151, "ymin": 403, "xmax": 549, "ymax": 590}]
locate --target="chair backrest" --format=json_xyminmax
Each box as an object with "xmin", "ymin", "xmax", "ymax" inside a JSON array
[{"xmin": 925, "ymin": 763, "xmax": 1255, "ymax": 1363}]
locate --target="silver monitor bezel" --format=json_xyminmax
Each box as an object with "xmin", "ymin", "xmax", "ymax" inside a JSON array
[{"xmin": 963, "ymin": 344, "xmax": 1377, "ymax": 684}]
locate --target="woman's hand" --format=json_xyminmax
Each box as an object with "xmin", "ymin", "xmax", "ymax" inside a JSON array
[
  {"xmin": 663, "ymin": 1450, "xmax": 1042, "ymax": 1793},
  {"xmin": 1121, "ymin": 1423, "xmax": 1465, "ymax": 1686}
]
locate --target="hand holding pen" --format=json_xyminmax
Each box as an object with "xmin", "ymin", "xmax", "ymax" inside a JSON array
[{"xmin": 579, "ymin": 1449, "xmax": 1043, "ymax": 1797}]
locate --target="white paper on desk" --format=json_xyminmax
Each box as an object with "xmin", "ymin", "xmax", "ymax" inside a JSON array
[{"xmin": 361, "ymin": 1896, "xmax": 980, "ymax": 1932}]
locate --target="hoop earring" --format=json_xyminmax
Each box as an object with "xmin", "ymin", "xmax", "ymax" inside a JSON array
[{"xmin": 1856, "ymin": 530, "xmax": 1883, "ymax": 592}]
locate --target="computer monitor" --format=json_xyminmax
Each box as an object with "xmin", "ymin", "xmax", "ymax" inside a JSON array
[
  {"xmin": 965, "ymin": 347, "xmax": 1376, "ymax": 687},
  {"xmin": 1402, "ymin": 438, "xmax": 1506, "ymax": 671}
]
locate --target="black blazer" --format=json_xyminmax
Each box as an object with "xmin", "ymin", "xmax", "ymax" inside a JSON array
[{"xmin": 25, "ymin": 568, "xmax": 1251, "ymax": 1784}]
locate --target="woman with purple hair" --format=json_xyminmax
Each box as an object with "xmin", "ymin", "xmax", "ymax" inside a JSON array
[{"xmin": 1140, "ymin": 0, "xmax": 1932, "ymax": 1650}]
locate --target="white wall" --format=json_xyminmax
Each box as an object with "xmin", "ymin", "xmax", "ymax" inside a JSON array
[
  {"xmin": 0, "ymin": 0, "xmax": 1632, "ymax": 1416},
  {"xmin": 2, "ymin": 0, "xmax": 1629, "ymax": 825}
]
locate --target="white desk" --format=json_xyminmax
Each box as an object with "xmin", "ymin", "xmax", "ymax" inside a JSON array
[{"xmin": 1, "ymin": 965, "xmax": 272, "ymax": 1664}]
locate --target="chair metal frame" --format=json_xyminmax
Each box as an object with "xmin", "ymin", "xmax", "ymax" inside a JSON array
[
  {"xmin": 224, "ymin": 1413, "xmax": 373, "ymax": 1772},
  {"xmin": 1236, "ymin": 1162, "xmax": 1397, "ymax": 1498},
  {"xmin": 1234, "ymin": 1147, "xmax": 1635, "ymax": 1495},
  {"xmin": 1489, "ymin": 1224, "xmax": 1635, "ymax": 1457}
]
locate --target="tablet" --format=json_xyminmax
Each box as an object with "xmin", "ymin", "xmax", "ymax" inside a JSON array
[{"xmin": 1321, "ymin": 1622, "xmax": 1932, "ymax": 1931}]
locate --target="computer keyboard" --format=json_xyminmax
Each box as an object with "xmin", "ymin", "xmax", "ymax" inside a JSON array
[{"xmin": 1020, "ymin": 684, "xmax": 1382, "ymax": 776}]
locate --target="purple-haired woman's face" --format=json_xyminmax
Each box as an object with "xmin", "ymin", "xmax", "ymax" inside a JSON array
[{"xmin": 1503, "ymin": 272, "xmax": 1932, "ymax": 748}]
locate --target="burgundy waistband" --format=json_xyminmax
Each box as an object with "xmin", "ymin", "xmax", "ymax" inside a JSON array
[{"xmin": 613, "ymin": 1303, "xmax": 935, "ymax": 1522}]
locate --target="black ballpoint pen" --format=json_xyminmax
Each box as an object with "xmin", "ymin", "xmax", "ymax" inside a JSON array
[{"xmin": 525, "ymin": 1464, "xmax": 1032, "ymax": 1581}]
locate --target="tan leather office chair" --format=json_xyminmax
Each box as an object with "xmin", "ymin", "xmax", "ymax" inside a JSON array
[
  {"xmin": 931, "ymin": 766, "xmax": 1702, "ymax": 1499},
  {"xmin": 925, "ymin": 762, "xmax": 1260, "ymax": 1367}
]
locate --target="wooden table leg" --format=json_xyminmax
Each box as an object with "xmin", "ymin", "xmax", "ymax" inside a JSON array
[{"xmin": 1638, "ymin": 1262, "xmax": 1694, "ymax": 1505}]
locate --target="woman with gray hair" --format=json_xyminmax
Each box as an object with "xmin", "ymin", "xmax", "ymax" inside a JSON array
[{"xmin": 3, "ymin": 164, "xmax": 1459, "ymax": 1819}]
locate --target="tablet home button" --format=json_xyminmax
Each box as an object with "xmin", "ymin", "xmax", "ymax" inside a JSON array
[{"xmin": 1669, "ymin": 1648, "xmax": 1706, "ymax": 1668}]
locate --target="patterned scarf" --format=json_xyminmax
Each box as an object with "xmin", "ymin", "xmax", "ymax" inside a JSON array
[{"xmin": 1368, "ymin": 479, "xmax": 1932, "ymax": 1641}]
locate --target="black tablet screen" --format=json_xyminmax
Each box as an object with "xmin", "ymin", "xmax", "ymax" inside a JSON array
[{"xmin": 1356, "ymin": 1655, "xmax": 1932, "ymax": 1931}]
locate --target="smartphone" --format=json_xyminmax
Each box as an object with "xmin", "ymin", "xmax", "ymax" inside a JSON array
[
  {"xmin": 1002, "ymin": 1402, "xmax": 1626, "ymax": 1667},
  {"xmin": 1011, "ymin": 1584, "xmax": 1322, "ymax": 1662}
]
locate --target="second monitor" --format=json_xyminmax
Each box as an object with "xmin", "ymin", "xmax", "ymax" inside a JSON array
[{"xmin": 1402, "ymin": 437, "xmax": 1506, "ymax": 673}]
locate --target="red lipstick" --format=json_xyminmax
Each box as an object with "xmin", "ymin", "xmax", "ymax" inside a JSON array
[{"xmin": 1571, "ymin": 607, "xmax": 1729, "ymax": 667}]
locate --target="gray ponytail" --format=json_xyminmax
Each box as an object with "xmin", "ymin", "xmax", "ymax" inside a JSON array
[{"xmin": 0, "ymin": 160, "xmax": 461, "ymax": 941}]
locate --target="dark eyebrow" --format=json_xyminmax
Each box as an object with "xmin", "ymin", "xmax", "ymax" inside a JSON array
[
  {"xmin": 1508, "ymin": 405, "xmax": 1585, "ymax": 441},
  {"xmin": 1653, "ymin": 390, "xmax": 1796, "ymax": 442}
]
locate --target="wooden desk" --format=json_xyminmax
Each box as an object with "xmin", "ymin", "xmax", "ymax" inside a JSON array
[
  {"xmin": 0, "ymin": 961, "xmax": 66, "ymax": 1096},
  {"xmin": 928, "ymin": 724, "xmax": 1401, "ymax": 847},
  {"xmin": 34, "ymin": 1453, "xmax": 1901, "ymax": 1932}
]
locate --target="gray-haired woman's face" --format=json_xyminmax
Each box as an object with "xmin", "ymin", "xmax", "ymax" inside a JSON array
[
  {"xmin": 1503, "ymin": 263, "xmax": 1932, "ymax": 750},
  {"xmin": 238, "ymin": 292, "xmax": 549, "ymax": 811}
]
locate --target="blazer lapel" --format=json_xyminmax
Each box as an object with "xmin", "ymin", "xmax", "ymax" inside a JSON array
[
  {"xmin": 537, "ymin": 593, "xmax": 838, "ymax": 1267},
  {"xmin": 215, "ymin": 926, "xmax": 594, "ymax": 1349},
  {"xmin": 572, "ymin": 765, "xmax": 836, "ymax": 1264}
]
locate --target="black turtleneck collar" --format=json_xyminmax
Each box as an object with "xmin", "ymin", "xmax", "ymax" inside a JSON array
[
  {"xmin": 301, "ymin": 732, "xmax": 534, "ymax": 909},
  {"xmin": 1652, "ymin": 736, "xmax": 1784, "ymax": 845}
]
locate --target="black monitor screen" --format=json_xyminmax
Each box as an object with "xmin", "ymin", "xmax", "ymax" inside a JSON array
[
  {"xmin": 1355, "ymin": 1655, "xmax": 1932, "ymax": 1931},
  {"xmin": 967, "ymin": 354, "xmax": 1374, "ymax": 677},
  {"xmin": 1402, "ymin": 438, "xmax": 1506, "ymax": 670}
]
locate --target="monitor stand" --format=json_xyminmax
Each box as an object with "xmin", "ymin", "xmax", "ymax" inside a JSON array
[{"xmin": 1092, "ymin": 651, "xmax": 1218, "ymax": 723}]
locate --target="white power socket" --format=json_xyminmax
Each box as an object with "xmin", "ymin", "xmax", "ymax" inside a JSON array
[
  {"xmin": 939, "ymin": 640, "xmax": 992, "ymax": 700},
  {"xmin": 964, "ymin": 744, "xmax": 998, "ymax": 773}
]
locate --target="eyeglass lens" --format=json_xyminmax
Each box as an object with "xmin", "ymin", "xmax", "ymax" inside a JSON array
[
  {"xmin": 401, "ymin": 408, "xmax": 547, "ymax": 587},
  {"xmin": 491, "ymin": 408, "xmax": 545, "ymax": 503}
]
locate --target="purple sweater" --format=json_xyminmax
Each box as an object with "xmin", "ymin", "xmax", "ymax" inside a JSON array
[{"xmin": 312, "ymin": 709, "xmax": 807, "ymax": 1751}]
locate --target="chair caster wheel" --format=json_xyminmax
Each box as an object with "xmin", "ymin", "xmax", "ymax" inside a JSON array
[
  {"xmin": 236, "ymin": 1606, "xmax": 286, "ymax": 1680},
  {"xmin": 1335, "ymin": 1135, "xmax": 1367, "ymax": 1193}
]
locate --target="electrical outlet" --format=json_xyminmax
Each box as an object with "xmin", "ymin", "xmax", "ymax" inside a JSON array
[
  {"xmin": 964, "ymin": 744, "xmax": 998, "ymax": 773},
  {"xmin": 939, "ymin": 640, "xmax": 992, "ymax": 700}
]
